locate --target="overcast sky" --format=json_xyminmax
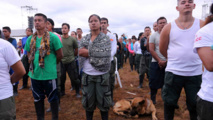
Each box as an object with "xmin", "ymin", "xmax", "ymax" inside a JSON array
[{"xmin": 0, "ymin": 0, "xmax": 210, "ymax": 38}]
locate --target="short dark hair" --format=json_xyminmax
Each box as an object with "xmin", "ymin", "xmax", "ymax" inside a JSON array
[
  {"xmin": 157, "ymin": 17, "xmax": 167, "ymax": 24},
  {"xmin": 144, "ymin": 26, "xmax": 151, "ymax": 30},
  {"xmin": 72, "ymin": 31, "xmax": 77, "ymax": 35},
  {"xmin": 88, "ymin": 14, "xmax": 101, "ymax": 23},
  {"xmin": 3, "ymin": 26, "xmax": 11, "ymax": 32},
  {"xmin": 132, "ymin": 35, "xmax": 137, "ymax": 40},
  {"xmin": 47, "ymin": 18, "xmax": 55, "ymax": 27},
  {"xmin": 34, "ymin": 13, "xmax": 47, "ymax": 22},
  {"xmin": 138, "ymin": 32, "xmax": 143, "ymax": 40},
  {"xmin": 26, "ymin": 28, "xmax": 33, "ymax": 33},
  {"xmin": 76, "ymin": 28, "xmax": 82, "ymax": 31},
  {"xmin": 101, "ymin": 17, "xmax": 109, "ymax": 24},
  {"xmin": 62, "ymin": 23, "xmax": 70, "ymax": 30}
]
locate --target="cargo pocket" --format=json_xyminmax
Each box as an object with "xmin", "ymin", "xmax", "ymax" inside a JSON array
[
  {"xmin": 100, "ymin": 73, "xmax": 110, "ymax": 86},
  {"xmin": 103, "ymin": 91, "xmax": 112, "ymax": 108},
  {"xmin": 82, "ymin": 89, "xmax": 88, "ymax": 108},
  {"xmin": 82, "ymin": 73, "xmax": 89, "ymax": 86},
  {"xmin": 162, "ymin": 72, "xmax": 174, "ymax": 101}
]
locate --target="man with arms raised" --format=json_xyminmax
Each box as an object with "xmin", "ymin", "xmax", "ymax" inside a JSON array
[
  {"xmin": 101, "ymin": 17, "xmax": 117, "ymax": 106},
  {"xmin": 159, "ymin": 0, "xmax": 204, "ymax": 119},
  {"xmin": 24, "ymin": 13, "xmax": 63, "ymax": 120}
]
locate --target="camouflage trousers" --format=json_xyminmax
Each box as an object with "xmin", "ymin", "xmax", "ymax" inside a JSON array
[{"xmin": 81, "ymin": 73, "xmax": 111, "ymax": 112}]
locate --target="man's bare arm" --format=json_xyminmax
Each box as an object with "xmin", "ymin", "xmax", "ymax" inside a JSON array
[
  {"xmin": 11, "ymin": 61, "xmax": 26, "ymax": 83},
  {"xmin": 79, "ymin": 48, "xmax": 89, "ymax": 58},
  {"xmin": 159, "ymin": 23, "xmax": 171, "ymax": 59},
  {"xmin": 197, "ymin": 47, "xmax": 213, "ymax": 72},
  {"xmin": 56, "ymin": 48, "xmax": 63, "ymax": 63}
]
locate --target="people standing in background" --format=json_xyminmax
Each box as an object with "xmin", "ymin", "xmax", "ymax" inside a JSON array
[
  {"xmin": 134, "ymin": 32, "xmax": 143, "ymax": 87},
  {"xmin": 101, "ymin": 17, "xmax": 117, "ymax": 106},
  {"xmin": 19, "ymin": 28, "xmax": 33, "ymax": 90},
  {"xmin": 46, "ymin": 18, "xmax": 63, "ymax": 112},
  {"xmin": 128, "ymin": 36, "xmax": 136, "ymax": 71},
  {"xmin": 153, "ymin": 22, "xmax": 158, "ymax": 32},
  {"xmin": 138, "ymin": 26, "xmax": 151, "ymax": 88},
  {"xmin": 149, "ymin": 17, "xmax": 167, "ymax": 104},
  {"xmin": 60, "ymin": 23, "xmax": 81, "ymax": 98},
  {"xmin": 71, "ymin": 31, "xmax": 77, "ymax": 39}
]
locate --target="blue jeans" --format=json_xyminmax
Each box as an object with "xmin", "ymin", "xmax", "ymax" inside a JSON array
[{"xmin": 31, "ymin": 79, "xmax": 58, "ymax": 103}]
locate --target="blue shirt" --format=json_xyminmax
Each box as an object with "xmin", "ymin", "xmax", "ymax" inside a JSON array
[{"xmin": 22, "ymin": 36, "xmax": 28, "ymax": 55}]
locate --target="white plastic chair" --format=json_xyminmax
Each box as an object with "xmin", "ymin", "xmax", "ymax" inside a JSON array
[{"xmin": 114, "ymin": 57, "xmax": 122, "ymax": 88}]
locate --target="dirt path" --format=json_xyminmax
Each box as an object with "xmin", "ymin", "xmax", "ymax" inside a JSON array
[{"xmin": 16, "ymin": 60, "xmax": 190, "ymax": 120}]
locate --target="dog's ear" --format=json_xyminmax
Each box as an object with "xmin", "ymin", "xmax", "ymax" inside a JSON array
[{"xmin": 139, "ymin": 99, "xmax": 145, "ymax": 105}]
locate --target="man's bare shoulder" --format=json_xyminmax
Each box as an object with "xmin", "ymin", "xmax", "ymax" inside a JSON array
[
  {"xmin": 161, "ymin": 23, "xmax": 171, "ymax": 35},
  {"xmin": 199, "ymin": 19, "xmax": 205, "ymax": 28}
]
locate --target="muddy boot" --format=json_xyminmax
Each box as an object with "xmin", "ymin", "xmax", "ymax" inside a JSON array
[
  {"xmin": 34, "ymin": 100, "xmax": 44, "ymax": 120},
  {"xmin": 164, "ymin": 104, "xmax": 175, "ymax": 120},
  {"xmin": 50, "ymin": 101, "xmax": 58, "ymax": 120},
  {"xmin": 100, "ymin": 111, "xmax": 108, "ymax": 120},
  {"xmin": 86, "ymin": 111, "xmax": 94, "ymax": 120}
]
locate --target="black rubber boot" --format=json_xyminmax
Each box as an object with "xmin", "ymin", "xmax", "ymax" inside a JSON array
[
  {"xmin": 75, "ymin": 83, "xmax": 81, "ymax": 98},
  {"xmin": 34, "ymin": 100, "xmax": 44, "ymax": 120},
  {"xmin": 100, "ymin": 111, "xmax": 108, "ymax": 120},
  {"xmin": 86, "ymin": 111, "xmax": 94, "ymax": 120},
  {"xmin": 151, "ymin": 89, "xmax": 157, "ymax": 104},
  {"xmin": 13, "ymin": 84, "xmax": 18, "ymax": 96},
  {"xmin": 111, "ymin": 90, "xmax": 114, "ymax": 106},
  {"xmin": 164, "ymin": 104, "xmax": 175, "ymax": 120},
  {"xmin": 51, "ymin": 101, "xmax": 59, "ymax": 120},
  {"xmin": 138, "ymin": 75, "xmax": 143, "ymax": 88}
]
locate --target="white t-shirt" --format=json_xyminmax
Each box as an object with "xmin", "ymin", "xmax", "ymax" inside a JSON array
[
  {"xmin": 82, "ymin": 40, "xmax": 108, "ymax": 75},
  {"xmin": 194, "ymin": 22, "xmax": 213, "ymax": 102},
  {"xmin": 107, "ymin": 32, "xmax": 117, "ymax": 61},
  {"xmin": 0, "ymin": 39, "xmax": 20, "ymax": 100},
  {"xmin": 134, "ymin": 41, "xmax": 142, "ymax": 54},
  {"xmin": 149, "ymin": 32, "xmax": 166, "ymax": 62}
]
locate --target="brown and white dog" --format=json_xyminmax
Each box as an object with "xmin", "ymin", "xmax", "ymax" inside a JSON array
[
  {"xmin": 113, "ymin": 97, "xmax": 157, "ymax": 120},
  {"xmin": 130, "ymin": 97, "xmax": 157, "ymax": 120},
  {"xmin": 113, "ymin": 99, "xmax": 132, "ymax": 117}
]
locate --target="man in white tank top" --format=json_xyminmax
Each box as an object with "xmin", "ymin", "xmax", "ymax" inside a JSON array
[{"xmin": 159, "ymin": 0, "xmax": 204, "ymax": 120}]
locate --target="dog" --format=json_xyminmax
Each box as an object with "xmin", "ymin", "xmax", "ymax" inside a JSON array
[
  {"xmin": 113, "ymin": 97, "xmax": 157, "ymax": 120},
  {"xmin": 130, "ymin": 97, "xmax": 158, "ymax": 120},
  {"xmin": 113, "ymin": 99, "xmax": 131, "ymax": 117}
]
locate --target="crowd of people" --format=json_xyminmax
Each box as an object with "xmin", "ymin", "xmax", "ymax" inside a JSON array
[{"xmin": 0, "ymin": 0, "xmax": 213, "ymax": 120}]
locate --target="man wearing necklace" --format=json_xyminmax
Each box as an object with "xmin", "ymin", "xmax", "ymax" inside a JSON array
[
  {"xmin": 24, "ymin": 13, "xmax": 63, "ymax": 120},
  {"xmin": 159, "ymin": 0, "xmax": 204, "ymax": 120}
]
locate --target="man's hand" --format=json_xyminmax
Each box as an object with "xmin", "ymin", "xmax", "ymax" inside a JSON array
[
  {"xmin": 158, "ymin": 60, "xmax": 167, "ymax": 69},
  {"xmin": 79, "ymin": 47, "xmax": 89, "ymax": 57}
]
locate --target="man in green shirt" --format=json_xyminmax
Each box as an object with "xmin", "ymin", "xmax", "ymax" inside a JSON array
[
  {"xmin": 24, "ymin": 13, "xmax": 63, "ymax": 120},
  {"xmin": 60, "ymin": 23, "xmax": 81, "ymax": 98}
]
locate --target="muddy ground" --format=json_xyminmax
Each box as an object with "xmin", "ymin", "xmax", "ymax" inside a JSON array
[{"xmin": 16, "ymin": 60, "xmax": 190, "ymax": 120}]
